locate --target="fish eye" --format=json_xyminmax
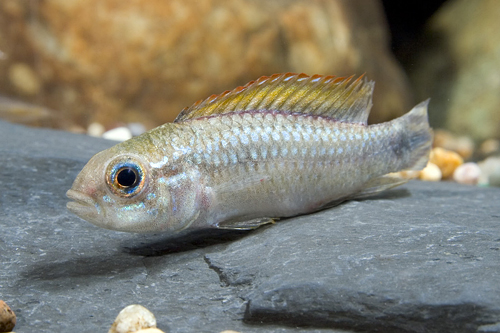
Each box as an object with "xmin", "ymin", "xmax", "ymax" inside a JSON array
[
  {"xmin": 116, "ymin": 167, "xmax": 138, "ymax": 187},
  {"xmin": 106, "ymin": 160, "xmax": 146, "ymax": 197}
]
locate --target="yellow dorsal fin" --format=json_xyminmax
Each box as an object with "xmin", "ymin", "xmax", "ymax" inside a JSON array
[{"xmin": 174, "ymin": 73, "xmax": 374, "ymax": 124}]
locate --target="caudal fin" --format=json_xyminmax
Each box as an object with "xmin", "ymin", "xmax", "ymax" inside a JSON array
[{"xmin": 398, "ymin": 100, "xmax": 433, "ymax": 171}]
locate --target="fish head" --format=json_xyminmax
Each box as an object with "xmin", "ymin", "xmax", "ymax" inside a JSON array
[{"xmin": 67, "ymin": 143, "xmax": 203, "ymax": 233}]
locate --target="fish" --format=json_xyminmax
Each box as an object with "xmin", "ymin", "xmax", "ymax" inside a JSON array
[{"xmin": 66, "ymin": 73, "xmax": 433, "ymax": 233}]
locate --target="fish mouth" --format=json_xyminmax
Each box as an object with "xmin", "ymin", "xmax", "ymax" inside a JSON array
[{"xmin": 66, "ymin": 189, "xmax": 99, "ymax": 219}]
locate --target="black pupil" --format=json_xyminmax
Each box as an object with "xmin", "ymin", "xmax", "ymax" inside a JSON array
[{"xmin": 116, "ymin": 168, "xmax": 138, "ymax": 187}]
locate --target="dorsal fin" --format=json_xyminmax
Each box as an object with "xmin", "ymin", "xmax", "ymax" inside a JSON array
[{"xmin": 174, "ymin": 73, "xmax": 374, "ymax": 124}]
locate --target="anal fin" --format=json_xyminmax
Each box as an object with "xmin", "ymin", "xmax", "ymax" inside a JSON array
[
  {"xmin": 351, "ymin": 175, "xmax": 408, "ymax": 200},
  {"xmin": 318, "ymin": 198, "xmax": 349, "ymax": 210},
  {"xmin": 217, "ymin": 217, "xmax": 277, "ymax": 230}
]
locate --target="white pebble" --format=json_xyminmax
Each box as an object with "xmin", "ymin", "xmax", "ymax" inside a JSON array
[
  {"xmin": 419, "ymin": 162, "xmax": 442, "ymax": 182},
  {"xmin": 478, "ymin": 157, "xmax": 500, "ymax": 186},
  {"xmin": 128, "ymin": 122, "xmax": 147, "ymax": 136},
  {"xmin": 489, "ymin": 167, "xmax": 500, "ymax": 187},
  {"xmin": 453, "ymin": 162, "xmax": 481, "ymax": 185},
  {"xmin": 108, "ymin": 304, "xmax": 157, "ymax": 333},
  {"xmin": 87, "ymin": 122, "xmax": 106, "ymax": 137},
  {"xmin": 103, "ymin": 127, "xmax": 133, "ymax": 141}
]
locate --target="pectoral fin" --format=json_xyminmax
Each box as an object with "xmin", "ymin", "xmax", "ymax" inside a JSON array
[{"xmin": 217, "ymin": 217, "xmax": 277, "ymax": 230}]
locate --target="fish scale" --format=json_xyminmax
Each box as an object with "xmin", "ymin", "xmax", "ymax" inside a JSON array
[
  {"xmin": 163, "ymin": 112, "xmax": 410, "ymax": 224},
  {"xmin": 66, "ymin": 73, "xmax": 432, "ymax": 233}
]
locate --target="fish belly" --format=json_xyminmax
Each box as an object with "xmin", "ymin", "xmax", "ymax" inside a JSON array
[{"xmin": 184, "ymin": 112, "xmax": 407, "ymax": 224}]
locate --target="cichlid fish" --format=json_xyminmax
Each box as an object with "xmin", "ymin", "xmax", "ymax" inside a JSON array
[{"xmin": 67, "ymin": 73, "xmax": 432, "ymax": 233}]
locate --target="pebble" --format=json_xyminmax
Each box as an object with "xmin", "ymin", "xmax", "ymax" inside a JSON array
[
  {"xmin": 453, "ymin": 136, "xmax": 475, "ymax": 160},
  {"xmin": 478, "ymin": 157, "xmax": 500, "ymax": 186},
  {"xmin": 419, "ymin": 162, "xmax": 442, "ymax": 182},
  {"xmin": 108, "ymin": 304, "xmax": 157, "ymax": 333},
  {"xmin": 102, "ymin": 127, "xmax": 133, "ymax": 142},
  {"xmin": 489, "ymin": 167, "xmax": 500, "ymax": 187},
  {"xmin": 87, "ymin": 122, "xmax": 106, "ymax": 137},
  {"xmin": 128, "ymin": 122, "xmax": 147, "ymax": 137},
  {"xmin": 429, "ymin": 147, "xmax": 463, "ymax": 179},
  {"xmin": 389, "ymin": 170, "xmax": 421, "ymax": 180},
  {"xmin": 135, "ymin": 329, "xmax": 165, "ymax": 333},
  {"xmin": 433, "ymin": 129, "xmax": 474, "ymax": 159},
  {"xmin": 453, "ymin": 162, "xmax": 481, "ymax": 185},
  {"xmin": 0, "ymin": 300, "xmax": 16, "ymax": 333},
  {"xmin": 8, "ymin": 62, "xmax": 42, "ymax": 96},
  {"xmin": 479, "ymin": 139, "xmax": 500, "ymax": 156}
]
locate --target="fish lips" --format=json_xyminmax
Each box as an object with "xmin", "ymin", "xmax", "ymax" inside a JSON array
[{"xmin": 66, "ymin": 189, "xmax": 99, "ymax": 220}]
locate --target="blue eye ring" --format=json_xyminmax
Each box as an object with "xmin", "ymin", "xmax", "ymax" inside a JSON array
[{"xmin": 106, "ymin": 160, "xmax": 145, "ymax": 197}]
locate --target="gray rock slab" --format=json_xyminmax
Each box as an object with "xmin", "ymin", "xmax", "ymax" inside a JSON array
[
  {"xmin": 1, "ymin": 120, "xmax": 499, "ymax": 333},
  {"xmin": 206, "ymin": 180, "xmax": 500, "ymax": 332}
]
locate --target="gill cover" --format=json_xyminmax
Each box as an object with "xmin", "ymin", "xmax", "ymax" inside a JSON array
[{"xmin": 102, "ymin": 153, "xmax": 205, "ymax": 233}]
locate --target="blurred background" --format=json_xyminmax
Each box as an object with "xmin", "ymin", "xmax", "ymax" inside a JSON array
[{"xmin": 1, "ymin": 0, "xmax": 499, "ymax": 184}]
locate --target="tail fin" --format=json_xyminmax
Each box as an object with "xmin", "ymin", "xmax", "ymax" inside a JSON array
[{"xmin": 398, "ymin": 100, "xmax": 433, "ymax": 171}]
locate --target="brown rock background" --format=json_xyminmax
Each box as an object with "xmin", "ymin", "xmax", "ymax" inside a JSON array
[{"xmin": 0, "ymin": 0, "xmax": 413, "ymax": 131}]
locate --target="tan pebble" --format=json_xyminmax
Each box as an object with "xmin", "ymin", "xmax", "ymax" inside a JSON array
[
  {"xmin": 389, "ymin": 170, "xmax": 421, "ymax": 180},
  {"xmin": 8, "ymin": 63, "xmax": 42, "ymax": 95},
  {"xmin": 419, "ymin": 162, "xmax": 442, "ymax": 182},
  {"xmin": 429, "ymin": 147, "xmax": 463, "ymax": 179},
  {"xmin": 432, "ymin": 130, "xmax": 474, "ymax": 159},
  {"xmin": 108, "ymin": 304, "xmax": 156, "ymax": 333},
  {"xmin": 135, "ymin": 329, "xmax": 165, "ymax": 333},
  {"xmin": 479, "ymin": 139, "xmax": 500, "ymax": 156},
  {"xmin": 219, "ymin": 331, "xmax": 242, "ymax": 333},
  {"xmin": 453, "ymin": 162, "xmax": 481, "ymax": 185},
  {"xmin": 87, "ymin": 122, "xmax": 106, "ymax": 137},
  {"xmin": 454, "ymin": 136, "xmax": 474, "ymax": 160},
  {"xmin": 433, "ymin": 129, "xmax": 454, "ymax": 148},
  {"xmin": 0, "ymin": 300, "xmax": 16, "ymax": 332}
]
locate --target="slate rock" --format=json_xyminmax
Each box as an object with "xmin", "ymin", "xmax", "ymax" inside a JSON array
[
  {"xmin": 0, "ymin": 120, "xmax": 347, "ymax": 333},
  {"xmin": 206, "ymin": 179, "xmax": 500, "ymax": 332},
  {"xmin": 1, "ymin": 120, "xmax": 500, "ymax": 333},
  {"xmin": 205, "ymin": 182, "xmax": 500, "ymax": 332}
]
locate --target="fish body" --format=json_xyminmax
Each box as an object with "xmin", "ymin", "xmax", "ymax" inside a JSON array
[{"xmin": 67, "ymin": 73, "xmax": 432, "ymax": 233}]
